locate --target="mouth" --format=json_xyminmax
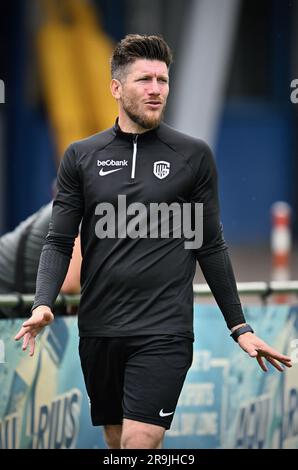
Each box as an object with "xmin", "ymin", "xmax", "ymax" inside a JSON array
[{"xmin": 145, "ymin": 101, "xmax": 162, "ymax": 109}]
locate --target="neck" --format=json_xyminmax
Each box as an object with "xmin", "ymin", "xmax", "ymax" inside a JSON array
[{"xmin": 118, "ymin": 111, "xmax": 151, "ymax": 134}]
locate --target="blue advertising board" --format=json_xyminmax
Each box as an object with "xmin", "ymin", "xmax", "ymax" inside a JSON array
[{"xmin": 0, "ymin": 305, "xmax": 297, "ymax": 449}]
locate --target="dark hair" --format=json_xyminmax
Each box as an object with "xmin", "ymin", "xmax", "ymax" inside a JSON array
[{"xmin": 111, "ymin": 34, "xmax": 173, "ymax": 80}]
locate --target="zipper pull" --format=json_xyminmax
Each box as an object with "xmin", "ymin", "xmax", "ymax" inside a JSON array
[{"xmin": 131, "ymin": 135, "xmax": 138, "ymax": 179}]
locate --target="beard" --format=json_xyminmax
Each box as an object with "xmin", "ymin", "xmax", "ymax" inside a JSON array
[{"xmin": 121, "ymin": 95, "xmax": 166, "ymax": 130}]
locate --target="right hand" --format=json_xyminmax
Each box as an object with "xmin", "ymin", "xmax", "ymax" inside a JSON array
[{"xmin": 14, "ymin": 306, "xmax": 54, "ymax": 356}]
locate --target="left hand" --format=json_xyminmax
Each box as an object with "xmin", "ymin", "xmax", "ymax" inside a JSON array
[
  {"xmin": 14, "ymin": 308, "xmax": 54, "ymax": 357},
  {"xmin": 237, "ymin": 332, "xmax": 292, "ymax": 372}
]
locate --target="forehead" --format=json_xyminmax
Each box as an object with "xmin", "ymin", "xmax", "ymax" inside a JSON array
[{"xmin": 127, "ymin": 59, "xmax": 168, "ymax": 77}]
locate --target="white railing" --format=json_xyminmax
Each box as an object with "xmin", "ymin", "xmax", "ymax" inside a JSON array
[{"xmin": 0, "ymin": 281, "xmax": 298, "ymax": 308}]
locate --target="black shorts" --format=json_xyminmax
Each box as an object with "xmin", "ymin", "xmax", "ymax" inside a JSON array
[{"xmin": 79, "ymin": 335, "xmax": 193, "ymax": 430}]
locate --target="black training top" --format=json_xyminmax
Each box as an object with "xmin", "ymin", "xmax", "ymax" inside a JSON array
[{"xmin": 33, "ymin": 120, "xmax": 245, "ymax": 338}]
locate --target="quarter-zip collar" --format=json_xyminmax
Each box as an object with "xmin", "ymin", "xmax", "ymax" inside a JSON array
[{"xmin": 113, "ymin": 117, "xmax": 160, "ymax": 142}]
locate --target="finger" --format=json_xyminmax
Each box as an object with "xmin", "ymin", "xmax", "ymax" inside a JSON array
[
  {"xmin": 258, "ymin": 347, "xmax": 292, "ymax": 366},
  {"xmin": 279, "ymin": 355, "xmax": 292, "ymax": 362},
  {"xmin": 279, "ymin": 357, "xmax": 292, "ymax": 368},
  {"xmin": 257, "ymin": 355, "xmax": 268, "ymax": 372},
  {"xmin": 257, "ymin": 344, "xmax": 292, "ymax": 362},
  {"xmin": 15, "ymin": 324, "xmax": 41, "ymax": 342},
  {"xmin": 22, "ymin": 334, "xmax": 30, "ymax": 351},
  {"xmin": 15, "ymin": 330, "xmax": 24, "ymax": 341},
  {"xmin": 283, "ymin": 356, "xmax": 292, "ymax": 364},
  {"xmin": 270, "ymin": 353, "xmax": 292, "ymax": 363},
  {"xmin": 280, "ymin": 355, "xmax": 292, "ymax": 361},
  {"xmin": 257, "ymin": 344, "xmax": 293, "ymax": 364},
  {"xmin": 29, "ymin": 336, "xmax": 35, "ymax": 356},
  {"xmin": 265, "ymin": 356, "xmax": 284, "ymax": 372},
  {"xmin": 22, "ymin": 319, "xmax": 41, "ymax": 328},
  {"xmin": 283, "ymin": 360, "xmax": 292, "ymax": 368},
  {"xmin": 15, "ymin": 326, "xmax": 31, "ymax": 341}
]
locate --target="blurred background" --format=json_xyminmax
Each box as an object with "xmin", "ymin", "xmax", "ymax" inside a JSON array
[{"xmin": 0, "ymin": 0, "xmax": 297, "ymax": 285}]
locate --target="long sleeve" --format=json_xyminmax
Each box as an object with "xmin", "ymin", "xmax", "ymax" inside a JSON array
[
  {"xmin": 196, "ymin": 218, "xmax": 246, "ymax": 328},
  {"xmin": 191, "ymin": 143, "xmax": 246, "ymax": 329},
  {"xmin": 32, "ymin": 144, "xmax": 83, "ymax": 310}
]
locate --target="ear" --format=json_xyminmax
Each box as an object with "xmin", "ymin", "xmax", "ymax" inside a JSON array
[{"xmin": 110, "ymin": 79, "xmax": 122, "ymax": 100}]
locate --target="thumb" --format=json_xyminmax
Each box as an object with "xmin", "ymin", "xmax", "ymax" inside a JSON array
[
  {"xmin": 43, "ymin": 312, "xmax": 53, "ymax": 322},
  {"xmin": 247, "ymin": 349, "xmax": 258, "ymax": 358}
]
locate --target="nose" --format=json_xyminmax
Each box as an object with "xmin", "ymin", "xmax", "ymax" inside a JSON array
[{"xmin": 148, "ymin": 78, "xmax": 160, "ymax": 95}]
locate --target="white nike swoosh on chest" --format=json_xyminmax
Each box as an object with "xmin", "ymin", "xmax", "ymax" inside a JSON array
[{"xmin": 99, "ymin": 168, "xmax": 124, "ymax": 176}]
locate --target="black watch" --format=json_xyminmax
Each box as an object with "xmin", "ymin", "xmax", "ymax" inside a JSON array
[{"xmin": 230, "ymin": 324, "xmax": 254, "ymax": 342}]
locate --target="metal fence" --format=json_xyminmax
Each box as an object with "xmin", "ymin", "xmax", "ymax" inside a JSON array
[{"xmin": 0, "ymin": 281, "xmax": 297, "ymax": 308}]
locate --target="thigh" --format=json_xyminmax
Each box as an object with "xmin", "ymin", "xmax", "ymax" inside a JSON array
[
  {"xmin": 123, "ymin": 335, "xmax": 193, "ymax": 430},
  {"xmin": 79, "ymin": 337, "xmax": 126, "ymax": 426}
]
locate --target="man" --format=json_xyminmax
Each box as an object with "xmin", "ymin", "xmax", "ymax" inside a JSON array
[
  {"xmin": 0, "ymin": 201, "xmax": 82, "ymax": 318},
  {"xmin": 15, "ymin": 34, "xmax": 292, "ymax": 449}
]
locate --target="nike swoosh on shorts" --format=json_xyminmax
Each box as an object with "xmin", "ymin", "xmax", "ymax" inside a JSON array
[{"xmin": 159, "ymin": 409, "xmax": 174, "ymax": 417}]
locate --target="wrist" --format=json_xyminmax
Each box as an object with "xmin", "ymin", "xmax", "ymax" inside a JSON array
[
  {"xmin": 230, "ymin": 323, "xmax": 246, "ymax": 333},
  {"xmin": 230, "ymin": 324, "xmax": 254, "ymax": 342},
  {"xmin": 32, "ymin": 305, "xmax": 53, "ymax": 315}
]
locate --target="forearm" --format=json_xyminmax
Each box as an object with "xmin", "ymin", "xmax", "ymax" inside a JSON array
[
  {"xmin": 197, "ymin": 248, "xmax": 246, "ymax": 329},
  {"xmin": 32, "ymin": 233, "xmax": 75, "ymax": 311}
]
